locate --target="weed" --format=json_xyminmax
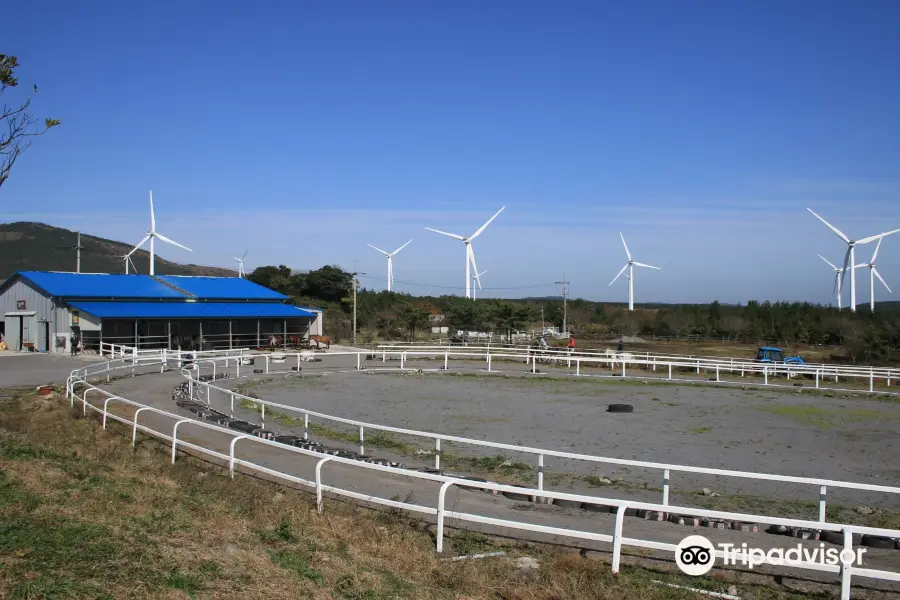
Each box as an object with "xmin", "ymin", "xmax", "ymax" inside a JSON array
[
  {"xmin": 270, "ymin": 549, "xmax": 323, "ymax": 583},
  {"xmin": 690, "ymin": 426, "xmax": 713, "ymax": 434}
]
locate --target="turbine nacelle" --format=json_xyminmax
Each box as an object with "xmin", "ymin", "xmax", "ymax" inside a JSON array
[{"xmin": 425, "ymin": 207, "xmax": 505, "ymax": 299}]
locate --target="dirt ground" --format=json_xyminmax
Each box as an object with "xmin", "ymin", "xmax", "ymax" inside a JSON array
[{"xmin": 237, "ymin": 359, "xmax": 900, "ymax": 512}]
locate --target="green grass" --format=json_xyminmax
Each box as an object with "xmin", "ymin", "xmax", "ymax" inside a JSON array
[{"xmin": 689, "ymin": 426, "xmax": 713, "ymax": 434}]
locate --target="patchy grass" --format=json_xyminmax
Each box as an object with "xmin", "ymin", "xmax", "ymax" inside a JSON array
[
  {"xmin": 689, "ymin": 426, "xmax": 713, "ymax": 434},
  {"xmin": 757, "ymin": 404, "xmax": 889, "ymax": 428},
  {"xmin": 0, "ymin": 388, "xmax": 867, "ymax": 599}
]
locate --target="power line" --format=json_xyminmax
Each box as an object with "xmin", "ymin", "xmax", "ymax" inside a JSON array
[{"xmin": 356, "ymin": 273, "xmax": 557, "ymax": 291}]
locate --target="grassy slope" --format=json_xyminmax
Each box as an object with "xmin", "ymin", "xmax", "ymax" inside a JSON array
[
  {"xmin": 0, "ymin": 387, "xmax": 817, "ymax": 600},
  {"xmin": 0, "ymin": 222, "xmax": 234, "ymax": 279}
]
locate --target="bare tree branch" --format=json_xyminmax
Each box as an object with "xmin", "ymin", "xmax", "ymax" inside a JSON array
[{"xmin": 0, "ymin": 54, "xmax": 60, "ymax": 191}]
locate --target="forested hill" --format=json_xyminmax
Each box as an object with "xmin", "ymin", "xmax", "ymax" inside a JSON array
[{"xmin": 0, "ymin": 222, "xmax": 233, "ymax": 279}]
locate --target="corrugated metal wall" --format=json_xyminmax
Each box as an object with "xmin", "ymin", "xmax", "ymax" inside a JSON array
[{"xmin": 0, "ymin": 278, "xmax": 72, "ymax": 353}]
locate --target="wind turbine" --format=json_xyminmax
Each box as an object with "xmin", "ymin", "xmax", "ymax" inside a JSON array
[
  {"xmin": 807, "ymin": 208, "xmax": 900, "ymax": 312},
  {"xmin": 367, "ymin": 239, "xmax": 413, "ymax": 292},
  {"xmin": 126, "ymin": 191, "xmax": 192, "ymax": 276},
  {"xmin": 609, "ymin": 232, "xmax": 661, "ymax": 311},
  {"xmin": 817, "ymin": 254, "xmax": 845, "ymax": 309},
  {"xmin": 234, "ymin": 251, "xmax": 248, "ymax": 278},
  {"xmin": 426, "ymin": 207, "xmax": 505, "ymax": 299},
  {"xmin": 472, "ymin": 269, "xmax": 487, "ymax": 300},
  {"xmin": 854, "ymin": 237, "xmax": 892, "ymax": 313},
  {"xmin": 118, "ymin": 253, "xmax": 137, "ymax": 274}
]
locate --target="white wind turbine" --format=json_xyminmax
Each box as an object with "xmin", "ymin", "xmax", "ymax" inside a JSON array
[
  {"xmin": 854, "ymin": 237, "xmax": 892, "ymax": 313},
  {"xmin": 472, "ymin": 269, "xmax": 487, "ymax": 300},
  {"xmin": 367, "ymin": 239, "xmax": 413, "ymax": 292},
  {"xmin": 817, "ymin": 254, "xmax": 845, "ymax": 309},
  {"xmin": 807, "ymin": 208, "xmax": 900, "ymax": 312},
  {"xmin": 609, "ymin": 232, "xmax": 661, "ymax": 311},
  {"xmin": 426, "ymin": 207, "xmax": 505, "ymax": 299},
  {"xmin": 126, "ymin": 191, "xmax": 192, "ymax": 275},
  {"xmin": 234, "ymin": 250, "xmax": 248, "ymax": 278},
  {"xmin": 118, "ymin": 253, "xmax": 137, "ymax": 274}
]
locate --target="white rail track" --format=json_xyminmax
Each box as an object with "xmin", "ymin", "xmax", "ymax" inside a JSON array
[{"xmin": 64, "ymin": 348, "xmax": 900, "ymax": 599}]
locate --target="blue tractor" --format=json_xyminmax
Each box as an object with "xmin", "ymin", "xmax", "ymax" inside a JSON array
[{"xmin": 755, "ymin": 346, "xmax": 807, "ymax": 365}]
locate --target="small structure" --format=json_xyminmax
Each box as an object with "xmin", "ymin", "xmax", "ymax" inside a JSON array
[{"xmin": 0, "ymin": 271, "xmax": 323, "ymax": 353}]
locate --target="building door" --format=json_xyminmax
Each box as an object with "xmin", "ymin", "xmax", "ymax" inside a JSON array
[
  {"xmin": 40, "ymin": 322, "xmax": 50, "ymax": 352},
  {"xmin": 17, "ymin": 316, "xmax": 24, "ymax": 350}
]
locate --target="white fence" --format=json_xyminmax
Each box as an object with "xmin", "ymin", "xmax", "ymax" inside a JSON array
[
  {"xmin": 63, "ymin": 348, "xmax": 900, "ymax": 599},
  {"xmin": 375, "ymin": 343, "xmax": 900, "ymax": 394}
]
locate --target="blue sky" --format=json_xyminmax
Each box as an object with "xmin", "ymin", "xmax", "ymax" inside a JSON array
[{"xmin": 2, "ymin": 0, "xmax": 900, "ymax": 304}]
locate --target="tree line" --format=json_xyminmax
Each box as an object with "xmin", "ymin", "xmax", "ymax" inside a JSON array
[{"xmin": 249, "ymin": 264, "xmax": 900, "ymax": 363}]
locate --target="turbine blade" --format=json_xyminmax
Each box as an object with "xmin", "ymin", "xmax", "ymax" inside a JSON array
[
  {"xmin": 468, "ymin": 245, "xmax": 482, "ymax": 289},
  {"xmin": 609, "ymin": 264, "xmax": 628, "ymax": 286},
  {"xmin": 470, "ymin": 206, "xmax": 505, "ymax": 240},
  {"xmin": 126, "ymin": 235, "xmax": 151, "ymax": 258},
  {"xmin": 425, "ymin": 227, "xmax": 465, "ymax": 241},
  {"xmin": 840, "ymin": 246, "xmax": 851, "ymax": 280},
  {"xmin": 367, "ymin": 244, "xmax": 390, "ymax": 256},
  {"xmin": 241, "ymin": 250, "xmax": 248, "ymax": 260},
  {"xmin": 858, "ymin": 228, "xmax": 900, "ymax": 245},
  {"xmin": 818, "ymin": 254, "xmax": 839, "ymax": 271},
  {"xmin": 149, "ymin": 191, "xmax": 156, "ymax": 231},
  {"xmin": 391, "ymin": 239, "xmax": 413, "ymax": 255},
  {"xmin": 155, "ymin": 232, "xmax": 192, "ymax": 252},
  {"xmin": 874, "ymin": 268, "xmax": 893, "ymax": 294},
  {"xmin": 632, "ymin": 261, "xmax": 661, "ymax": 270},
  {"xmin": 619, "ymin": 232, "xmax": 632, "ymax": 261},
  {"xmin": 871, "ymin": 236, "xmax": 883, "ymax": 263},
  {"xmin": 807, "ymin": 208, "xmax": 850, "ymax": 243}
]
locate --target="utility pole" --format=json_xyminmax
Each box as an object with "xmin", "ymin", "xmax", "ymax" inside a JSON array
[
  {"xmin": 555, "ymin": 273, "xmax": 570, "ymax": 334},
  {"xmin": 350, "ymin": 268, "xmax": 364, "ymax": 345},
  {"xmin": 75, "ymin": 232, "xmax": 83, "ymax": 273}
]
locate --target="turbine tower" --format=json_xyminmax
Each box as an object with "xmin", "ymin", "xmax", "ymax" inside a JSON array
[
  {"xmin": 234, "ymin": 250, "xmax": 248, "ymax": 278},
  {"xmin": 472, "ymin": 269, "xmax": 487, "ymax": 300},
  {"xmin": 807, "ymin": 208, "xmax": 900, "ymax": 312},
  {"xmin": 367, "ymin": 239, "xmax": 413, "ymax": 292},
  {"xmin": 118, "ymin": 253, "xmax": 137, "ymax": 274},
  {"xmin": 817, "ymin": 254, "xmax": 845, "ymax": 309},
  {"xmin": 126, "ymin": 191, "xmax": 192, "ymax": 275},
  {"xmin": 609, "ymin": 232, "xmax": 661, "ymax": 311},
  {"xmin": 426, "ymin": 207, "xmax": 504, "ymax": 299},
  {"xmin": 854, "ymin": 237, "xmax": 892, "ymax": 313}
]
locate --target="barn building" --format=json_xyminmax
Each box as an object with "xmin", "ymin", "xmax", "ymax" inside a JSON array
[{"xmin": 0, "ymin": 271, "xmax": 323, "ymax": 353}]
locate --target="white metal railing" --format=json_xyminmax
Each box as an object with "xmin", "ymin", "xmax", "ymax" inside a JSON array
[
  {"xmin": 62, "ymin": 352, "xmax": 900, "ymax": 599},
  {"xmin": 184, "ymin": 350, "xmax": 900, "ymax": 525},
  {"xmin": 376, "ymin": 344, "xmax": 899, "ymax": 391}
]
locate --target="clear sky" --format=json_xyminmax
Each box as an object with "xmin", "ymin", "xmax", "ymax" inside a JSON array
[{"xmin": 2, "ymin": 0, "xmax": 899, "ymax": 304}]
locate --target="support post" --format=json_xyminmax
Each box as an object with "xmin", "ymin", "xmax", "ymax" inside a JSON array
[
  {"xmin": 257, "ymin": 318, "xmax": 260, "ymax": 348},
  {"xmin": 304, "ymin": 413, "xmax": 309, "ymax": 439},
  {"xmin": 434, "ymin": 438, "xmax": 441, "ymax": 470},
  {"xmin": 229, "ymin": 319, "xmax": 233, "ymax": 350},
  {"xmin": 435, "ymin": 481, "xmax": 455, "ymax": 553},
  {"xmin": 662, "ymin": 470, "xmax": 670, "ymax": 505},
  {"xmin": 359, "ymin": 426, "xmax": 365, "ymax": 456},
  {"xmin": 537, "ymin": 454, "xmax": 544, "ymax": 491},
  {"xmin": 316, "ymin": 456, "xmax": 333, "ymax": 513},
  {"xmin": 819, "ymin": 485, "xmax": 827, "ymax": 522},
  {"xmin": 611, "ymin": 505, "xmax": 627, "ymax": 574}
]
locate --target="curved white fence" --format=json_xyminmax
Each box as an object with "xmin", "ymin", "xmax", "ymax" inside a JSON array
[{"xmin": 63, "ymin": 349, "xmax": 900, "ymax": 599}]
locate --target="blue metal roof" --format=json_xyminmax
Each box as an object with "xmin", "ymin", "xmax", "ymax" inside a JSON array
[
  {"xmin": 15, "ymin": 271, "xmax": 185, "ymax": 299},
  {"xmin": 68, "ymin": 301, "xmax": 317, "ymax": 319},
  {"xmin": 157, "ymin": 275, "xmax": 288, "ymax": 300}
]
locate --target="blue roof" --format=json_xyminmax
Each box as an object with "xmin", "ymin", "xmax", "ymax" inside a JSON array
[
  {"xmin": 15, "ymin": 271, "xmax": 185, "ymax": 299},
  {"xmin": 157, "ymin": 275, "xmax": 288, "ymax": 300},
  {"xmin": 68, "ymin": 301, "xmax": 317, "ymax": 319},
  {"xmin": 7, "ymin": 271, "xmax": 289, "ymax": 301},
  {"xmin": 759, "ymin": 346, "xmax": 782, "ymax": 351}
]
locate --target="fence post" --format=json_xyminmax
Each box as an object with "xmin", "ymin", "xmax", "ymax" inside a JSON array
[
  {"xmin": 487, "ymin": 353, "xmax": 492, "ymax": 372},
  {"xmin": 662, "ymin": 469, "xmax": 670, "ymax": 506},
  {"xmin": 621, "ymin": 358, "xmax": 626, "ymax": 378},
  {"xmin": 359, "ymin": 426, "xmax": 365, "ymax": 456},
  {"xmin": 171, "ymin": 419, "xmax": 191, "ymax": 464},
  {"xmin": 816, "ymin": 370, "xmax": 820, "ymax": 389},
  {"xmin": 819, "ymin": 485, "xmax": 827, "ymax": 522},
  {"xmin": 434, "ymin": 438, "xmax": 441, "ymax": 470},
  {"xmin": 538, "ymin": 454, "xmax": 544, "ymax": 491},
  {"xmin": 870, "ymin": 368, "xmax": 874, "ymax": 393},
  {"xmin": 840, "ymin": 529, "xmax": 853, "ymax": 600},
  {"xmin": 716, "ymin": 365, "xmax": 720, "ymax": 382},
  {"xmin": 400, "ymin": 353, "xmax": 405, "ymax": 370},
  {"xmin": 668, "ymin": 363, "xmax": 672, "ymax": 380},
  {"xmin": 357, "ymin": 353, "xmax": 361, "ymax": 370},
  {"xmin": 230, "ymin": 393, "xmax": 235, "ymax": 418},
  {"xmin": 102, "ymin": 396, "xmax": 116, "ymax": 429},
  {"xmin": 764, "ymin": 366, "xmax": 768, "ymax": 385},
  {"xmin": 576, "ymin": 359, "xmax": 580, "ymax": 376},
  {"xmin": 316, "ymin": 456, "xmax": 333, "ymax": 513},
  {"xmin": 444, "ymin": 351, "xmax": 448, "ymax": 370},
  {"xmin": 611, "ymin": 504, "xmax": 628, "ymax": 574},
  {"xmin": 435, "ymin": 481, "xmax": 455, "ymax": 553},
  {"xmin": 132, "ymin": 407, "xmax": 150, "ymax": 446},
  {"xmin": 229, "ymin": 435, "xmax": 250, "ymax": 478},
  {"xmin": 265, "ymin": 355, "xmax": 270, "ymax": 374}
]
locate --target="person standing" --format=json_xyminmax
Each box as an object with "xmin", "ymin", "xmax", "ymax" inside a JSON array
[
  {"xmin": 617, "ymin": 340, "xmax": 623, "ymax": 353},
  {"xmin": 567, "ymin": 335, "xmax": 575, "ymax": 355}
]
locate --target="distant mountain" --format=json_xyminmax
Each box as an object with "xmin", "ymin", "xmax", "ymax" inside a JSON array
[{"xmin": 0, "ymin": 222, "xmax": 235, "ymax": 280}]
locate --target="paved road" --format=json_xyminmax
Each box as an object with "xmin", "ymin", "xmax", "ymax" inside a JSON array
[{"xmin": 0, "ymin": 352, "xmax": 97, "ymax": 389}]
